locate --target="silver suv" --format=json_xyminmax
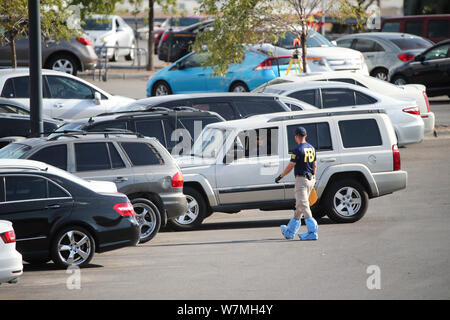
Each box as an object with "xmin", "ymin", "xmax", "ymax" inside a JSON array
[
  {"xmin": 173, "ymin": 107, "xmax": 407, "ymax": 229},
  {"xmin": 0, "ymin": 132, "xmax": 188, "ymax": 242}
]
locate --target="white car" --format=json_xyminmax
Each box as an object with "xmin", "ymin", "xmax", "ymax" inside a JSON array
[
  {"xmin": 254, "ymin": 71, "xmax": 435, "ymax": 134},
  {"xmin": 0, "ymin": 220, "xmax": 23, "ymax": 285},
  {"xmin": 83, "ymin": 15, "xmax": 136, "ymax": 62},
  {"xmin": 255, "ymin": 80, "xmax": 424, "ymax": 145},
  {"xmin": 0, "ymin": 69, "xmax": 135, "ymax": 120}
]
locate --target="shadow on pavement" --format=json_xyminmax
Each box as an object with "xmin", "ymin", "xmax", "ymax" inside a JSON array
[{"xmin": 23, "ymin": 263, "xmax": 103, "ymax": 272}]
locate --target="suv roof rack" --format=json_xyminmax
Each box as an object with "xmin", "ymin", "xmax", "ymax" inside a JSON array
[
  {"xmin": 48, "ymin": 129, "xmax": 144, "ymax": 141},
  {"xmin": 267, "ymin": 108, "xmax": 386, "ymax": 123}
]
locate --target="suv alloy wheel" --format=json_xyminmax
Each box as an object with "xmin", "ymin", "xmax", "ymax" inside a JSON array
[
  {"xmin": 169, "ymin": 186, "xmax": 206, "ymax": 230},
  {"xmin": 131, "ymin": 198, "xmax": 161, "ymax": 243}
]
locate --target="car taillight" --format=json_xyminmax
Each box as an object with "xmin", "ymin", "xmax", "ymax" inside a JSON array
[
  {"xmin": 397, "ymin": 54, "xmax": 414, "ymax": 62},
  {"xmin": 422, "ymin": 90, "xmax": 430, "ymax": 113},
  {"xmin": 254, "ymin": 58, "xmax": 272, "ymax": 70},
  {"xmin": 402, "ymin": 106, "xmax": 420, "ymax": 116},
  {"xmin": 392, "ymin": 144, "xmax": 401, "ymax": 171},
  {"xmin": 76, "ymin": 37, "xmax": 93, "ymax": 46},
  {"xmin": 161, "ymin": 33, "xmax": 169, "ymax": 42},
  {"xmin": 114, "ymin": 202, "xmax": 135, "ymax": 217},
  {"xmin": 0, "ymin": 230, "xmax": 16, "ymax": 243},
  {"xmin": 172, "ymin": 172, "xmax": 184, "ymax": 188}
]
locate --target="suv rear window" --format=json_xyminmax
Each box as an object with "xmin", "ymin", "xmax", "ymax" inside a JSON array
[
  {"xmin": 120, "ymin": 142, "xmax": 163, "ymax": 166},
  {"xmin": 287, "ymin": 122, "xmax": 332, "ymax": 153},
  {"xmin": 389, "ymin": 38, "xmax": 432, "ymax": 50},
  {"xmin": 75, "ymin": 143, "xmax": 111, "ymax": 171},
  {"xmin": 235, "ymin": 100, "xmax": 285, "ymax": 117},
  {"xmin": 288, "ymin": 89, "xmax": 317, "ymax": 107},
  {"xmin": 338, "ymin": 119, "xmax": 382, "ymax": 148}
]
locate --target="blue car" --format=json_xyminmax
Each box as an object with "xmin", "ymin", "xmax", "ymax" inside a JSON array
[{"xmin": 147, "ymin": 46, "xmax": 303, "ymax": 97}]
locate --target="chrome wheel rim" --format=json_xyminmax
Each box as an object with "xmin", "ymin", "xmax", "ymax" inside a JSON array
[
  {"xmin": 155, "ymin": 84, "xmax": 169, "ymax": 96},
  {"xmin": 175, "ymin": 195, "xmax": 199, "ymax": 225},
  {"xmin": 52, "ymin": 59, "xmax": 74, "ymax": 74},
  {"xmin": 333, "ymin": 187, "xmax": 362, "ymax": 217},
  {"xmin": 394, "ymin": 78, "xmax": 406, "ymax": 85},
  {"xmin": 375, "ymin": 72, "xmax": 387, "ymax": 81},
  {"xmin": 133, "ymin": 203, "xmax": 157, "ymax": 239},
  {"xmin": 57, "ymin": 230, "xmax": 92, "ymax": 266},
  {"xmin": 232, "ymin": 85, "xmax": 246, "ymax": 92}
]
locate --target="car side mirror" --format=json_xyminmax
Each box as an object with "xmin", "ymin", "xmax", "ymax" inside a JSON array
[
  {"xmin": 94, "ymin": 91, "xmax": 101, "ymax": 105},
  {"xmin": 414, "ymin": 55, "xmax": 425, "ymax": 62},
  {"xmin": 176, "ymin": 61, "xmax": 185, "ymax": 70}
]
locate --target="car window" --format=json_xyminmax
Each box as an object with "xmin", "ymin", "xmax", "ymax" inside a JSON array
[
  {"xmin": 428, "ymin": 20, "xmax": 450, "ymax": 38},
  {"xmin": 328, "ymin": 78, "xmax": 356, "ymax": 85},
  {"xmin": 181, "ymin": 53, "xmax": 206, "ymax": 69},
  {"xmin": 0, "ymin": 143, "xmax": 31, "ymax": 159},
  {"xmin": 0, "ymin": 103, "xmax": 28, "ymax": 115},
  {"xmin": 389, "ymin": 38, "xmax": 432, "ymax": 50},
  {"xmin": 355, "ymin": 91, "xmax": 377, "ymax": 105},
  {"xmin": 75, "ymin": 142, "xmax": 111, "ymax": 172},
  {"xmin": 5, "ymin": 176, "xmax": 47, "ymax": 201},
  {"xmin": 321, "ymin": 88, "xmax": 355, "ymax": 108},
  {"xmin": 235, "ymin": 100, "xmax": 284, "ymax": 117},
  {"xmin": 424, "ymin": 44, "xmax": 450, "ymax": 61},
  {"xmin": 28, "ymin": 144, "xmax": 68, "ymax": 171},
  {"xmin": 1, "ymin": 79, "xmax": 15, "ymax": 98},
  {"xmin": 107, "ymin": 142, "xmax": 126, "ymax": 169},
  {"xmin": 178, "ymin": 117, "xmax": 219, "ymax": 143},
  {"xmin": 120, "ymin": 142, "xmax": 163, "ymax": 166},
  {"xmin": 287, "ymin": 122, "xmax": 332, "ymax": 153},
  {"xmin": 287, "ymin": 89, "xmax": 317, "ymax": 107},
  {"xmin": 192, "ymin": 102, "xmax": 235, "ymax": 120},
  {"xmin": 48, "ymin": 181, "xmax": 70, "ymax": 198},
  {"xmin": 353, "ymin": 39, "xmax": 378, "ymax": 52},
  {"xmin": 338, "ymin": 119, "xmax": 382, "ymax": 148},
  {"xmin": 381, "ymin": 21, "xmax": 400, "ymax": 32},
  {"xmin": 336, "ymin": 38, "xmax": 353, "ymax": 48},
  {"xmin": 405, "ymin": 21, "xmax": 423, "ymax": 36},
  {"xmin": 236, "ymin": 127, "xmax": 279, "ymax": 158},
  {"xmin": 135, "ymin": 120, "xmax": 167, "ymax": 146},
  {"xmin": 90, "ymin": 121, "xmax": 127, "ymax": 131},
  {"xmin": 46, "ymin": 76, "xmax": 95, "ymax": 99}
]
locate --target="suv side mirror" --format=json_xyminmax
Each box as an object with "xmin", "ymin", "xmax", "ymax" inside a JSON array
[{"xmin": 94, "ymin": 91, "xmax": 101, "ymax": 105}]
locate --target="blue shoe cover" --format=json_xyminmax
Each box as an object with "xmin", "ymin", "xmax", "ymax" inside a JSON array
[
  {"xmin": 281, "ymin": 218, "xmax": 301, "ymax": 239},
  {"xmin": 298, "ymin": 218, "xmax": 318, "ymax": 241}
]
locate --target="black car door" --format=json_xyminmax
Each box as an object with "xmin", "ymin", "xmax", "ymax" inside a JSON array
[
  {"xmin": 0, "ymin": 174, "xmax": 73, "ymax": 256},
  {"xmin": 409, "ymin": 43, "xmax": 450, "ymax": 88}
]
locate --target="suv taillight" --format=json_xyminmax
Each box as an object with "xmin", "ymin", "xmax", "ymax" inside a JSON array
[
  {"xmin": 114, "ymin": 202, "xmax": 135, "ymax": 217},
  {"xmin": 76, "ymin": 37, "xmax": 93, "ymax": 46},
  {"xmin": 0, "ymin": 230, "xmax": 16, "ymax": 243},
  {"xmin": 393, "ymin": 144, "xmax": 401, "ymax": 171},
  {"xmin": 402, "ymin": 106, "xmax": 420, "ymax": 116},
  {"xmin": 172, "ymin": 172, "xmax": 184, "ymax": 188},
  {"xmin": 422, "ymin": 90, "xmax": 430, "ymax": 113}
]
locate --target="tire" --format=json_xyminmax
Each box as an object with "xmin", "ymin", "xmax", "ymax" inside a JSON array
[
  {"xmin": 125, "ymin": 40, "xmax": 136, "ymax": 61},
  {"xmin": 371, "ymin": 68, "xmax": 389, "ymax": 81},
  {"xmin": 45, "ymin": 53, "xmax": 79, "ymax": 76},
  {"xmin": 152, "ymin": 81, "xmax": 172, "ymax": 96},
  {"xmin": 51, "ymin": 226, "xmax": 95, "ymax": 268},
  {"xmin": 110, "ymin": 43, "xmax": 119, "ymax": 62},
  {"xmin": 229, "ymin": 81, "xmax": 249, "ymax": 92},
  {"xmin": 131, "ymin": 198, "xmax": 161, "ymax": 243},
  {"xmin": 392, "ymin": 75, "xmax": 408, "ymax": 86},
  {"xmin": 168, "ymin": 186, "xmax": 207, "ymax": 231},
  {"xmin": 321, "ymin": 179, "xmax": 369, "ymax": 223}
]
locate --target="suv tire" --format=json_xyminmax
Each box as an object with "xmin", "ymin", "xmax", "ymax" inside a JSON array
[
  {"xmin": 322, "ymin": 179, "xmax": 368, "ymax": 223},
  {"xmin": 169, "ymin": 186, "xmax": 206, "ymax": 230},
  {"xmin": 131, "ymin": 198, "xmax": 161, "ymax": 243},
  {"xmin": 51, "ymin": 226, "xmax": 95, "ymax": 268}
]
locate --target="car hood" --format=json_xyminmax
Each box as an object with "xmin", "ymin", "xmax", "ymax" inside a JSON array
[
  {"xmin": 175, "ymin": 155, "xmax": 217, "ymax": 169},
  {"xmin": 304, "ymin": 46, "xmax": 363, "ymax": 59}
]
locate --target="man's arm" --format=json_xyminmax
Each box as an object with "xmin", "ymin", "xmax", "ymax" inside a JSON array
[
  {"xmin": 313, "ymin": 160, "xmax": 317, "ymax": 175},
  {"xmin": 275, "ymin": 162, "xmax": 295, "ymax": 183}
]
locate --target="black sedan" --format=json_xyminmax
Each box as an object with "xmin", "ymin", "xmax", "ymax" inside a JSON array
[
  {"xmin": 390, "ymin": 39, "xmax": 450, "ymax": 97},
  {"xmin": 0, "ymin": 159, "xmax": 140, "ymax": 268}
]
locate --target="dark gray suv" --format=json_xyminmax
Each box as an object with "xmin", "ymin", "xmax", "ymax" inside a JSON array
[{"xmin": 0, "ymin": 132, "xmax": 188, "ymax": 243}]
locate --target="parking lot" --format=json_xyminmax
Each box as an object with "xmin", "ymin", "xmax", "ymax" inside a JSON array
[{"xmin": 1, "ymin": 108, "xmax": 449, "ymax": 299}]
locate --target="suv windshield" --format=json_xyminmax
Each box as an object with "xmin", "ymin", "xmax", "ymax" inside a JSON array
[
  {"xmin": 0, "ymin": 143, "xmax": 31, "ymax": 159},
  {"xmin": 190, "ymin": 127, "xmax": 230, "ymax": 158}
]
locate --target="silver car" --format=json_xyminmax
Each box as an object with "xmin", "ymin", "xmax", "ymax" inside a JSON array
[{"xmin": 336, "ymin": 32, "xmax": 434, "ymax": 81}]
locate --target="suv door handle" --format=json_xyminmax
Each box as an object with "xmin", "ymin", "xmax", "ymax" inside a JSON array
[
  {"xmin": 46, "ymin": 204, "xmax": 61, "ymax": 209},
  {"xmin": 53, "ymin": 103, "xmax": 64, "ymax": 108},
  {"xmin": 320, "ymin": 158, "xmax": 336, "ymax": 163},
  {"xmin": 114, "ymin": 177, "xmax": 128, "ymax": 182}
]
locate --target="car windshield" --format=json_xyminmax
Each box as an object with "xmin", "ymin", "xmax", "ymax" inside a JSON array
[
  {"xmin": 0, "ymin": 143, "xmax": 31, "ymax": 159},
  {"xmin": 277, "ymin": 31, "xmax": 333, "ymax": 49},
  {"xmin": 49, "ymin": 121, "xmax": 86, "ymax": 138},
  {"xmin": 389, "ymin": 37, "xmax": 432, "ymax": 50},
  {"xmin": 84, "ymin": 18, "xmax": 113, "ymax": 31},
  {"xmin": 190, "ymin": 127, "xmax": 230, "ymax": 158}
]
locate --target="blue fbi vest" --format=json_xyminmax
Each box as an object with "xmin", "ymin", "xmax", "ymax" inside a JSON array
[{"xmin": 290, "ymin": 142, "xmax": 316, "ymax": 176}]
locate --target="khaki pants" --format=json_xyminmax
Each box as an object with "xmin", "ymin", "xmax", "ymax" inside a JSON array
[{"xmin": 294, "ymin": 176, "xmax": 315, "ymax": 220}]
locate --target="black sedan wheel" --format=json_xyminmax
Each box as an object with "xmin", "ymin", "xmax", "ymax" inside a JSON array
[{"xmin": 51, "ymin": 226, "xmax": 95, "ymax": 268}]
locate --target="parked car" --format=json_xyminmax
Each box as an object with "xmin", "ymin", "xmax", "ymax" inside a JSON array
[
  {"xmin": 276, "ymin": 30, "xmax": 369, "ymax": 75},
  {"xmin": 83, "ymin": 15, "xmax": 136, "ymax": 61},
  {"xmin": 149, "ymin": 48, "xmax": 300, "ymax": 95},
  {"xmin": 124, "ymin": 93, "xmax": 314, "ymax": 121},
  {"xmin": 157, "ymin": 19, "xmax": 215, "ymax": 62},
  {"xmin": 0, "ymin": 34, "xmax": 97, "ymax": 76},
  {"xmin": 53, "ymin": 108, "xmax": 226, "ymax": 154},
  {"xmin": 173, "ymin": 107, "xmax": 407, "ymax": 229},
  {"xmin": 0, "ymin": 68, "xmax": 134, "ymax": 120},
  {"xmin": 336, "ymin": 32, "xmax": 433, "ymax": 80},
  {"xmin": 0, "ymin": 220, "xmax": 22, "ymax": 284},
  {"xmin": 0, "ymin": 98, "xmax": 62, "ymax": 138},
  {"xmin": 253, "ymin": 80, "xmax": 424, "ymax": 146},
  {"xmin": 0, "ymin": 137, "xmax": 26, "ymax": 149},
  {"xmin": 0, "ymin": 133, "xmax": 188, "ymax": 243},
  {"xmin": 380, "ymin": 14, "xmax": 450, "ymax": 43},
  {"xmin": 253, "ymin": 71, "xmax": 435, "ymax": 134},
  {"xmin": 389, "ymin": 39, "xmax": 450, "ymax": 98},
  {"xmin": 0, "ymin": 159, "xmax": 140, "ymax": 267}
]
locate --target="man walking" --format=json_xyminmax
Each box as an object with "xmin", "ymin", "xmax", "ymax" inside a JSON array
[{"xmin": 275, "ymin": 127, "xmax": 318, "ymax": 240}]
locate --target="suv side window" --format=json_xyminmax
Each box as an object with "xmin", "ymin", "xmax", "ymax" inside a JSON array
[
  {"xmin": 135, "ymin": 119, "xmax": 167, "ymax": 146},
  {"xmin": 287, "ymin": 89, "xmax": 318, "ymax": 107},
  {"xmin": 287, "ymin": 122, "xmax": 332, "ymax": 153},
  {"xmin": 75, "ymin": 142, "xmax": 111, "ymax": 171},
  {"xmin": 5, "ymin": 176, "xmax": 47, "ymax": 201},
  {"xmin": 235, "ymin": 100, "xmax": 285, "ymax": 117},
  {"xmin": 428, "ymin": 20, "xmax": 450, "ymax": 38},
  {"xmin": 178, "ymin": 117, "xmax": 220, "ymax": 142},
  {"xmin": 321, "ymin": 88, "xmax": 355, "ymax": 108},
  {"xmin": 236, "ymin": 127, "xmax": 279, "ymax": 158},
  {"xmin": 338, "ymin": 119, "xmax": 382, "ymax": 148},
  {"xmin": 405, "ymin": 21, "xmax": 423, "ymax": 37},
  {"xmin": 28, "ymin": 144, "xmax": 68, "ymax": 171},
  {"xmin": 108, "ymin": 142, "xmax": 126, "ymax": 169},
  {"xmin": 192, "ymin": 102, "xmax": 235, "ymax": 120},
  {"xmin": 120, "ymin": 142, "xmax": 163, "ymax": 166}
]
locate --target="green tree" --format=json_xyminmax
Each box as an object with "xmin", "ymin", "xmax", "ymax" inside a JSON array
[
  {"xmin": 336, "ymin": 0, "xmax": 378, "ymax": 31},
  {"xmin": 0, "ymin": 0, "xmax": 79, "ymax": 68}
]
